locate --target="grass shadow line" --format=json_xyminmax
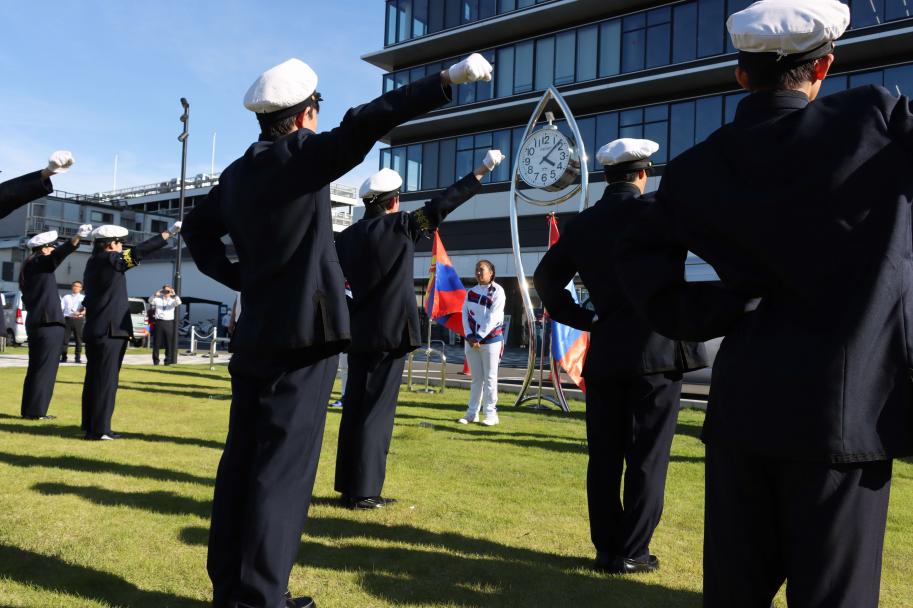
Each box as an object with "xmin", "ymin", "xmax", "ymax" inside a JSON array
[
  {"xmin": 32, "ymin": 482, "xmax": 211, "ymax": 519},
  {"xmin": 0, "ymin": 451, "xmax": 213, "ymax": 486}
]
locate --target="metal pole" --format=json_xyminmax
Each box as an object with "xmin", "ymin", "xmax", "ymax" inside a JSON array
[{"xmin": 173, "ymin": 97, "xmax": 189, "ymax": 363}]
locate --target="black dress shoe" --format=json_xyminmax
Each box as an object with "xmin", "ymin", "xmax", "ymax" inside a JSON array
[
  {"xmin": 346, "ymin": 496, "xmax": 397, "ymax": 510},
  {"xmin": 593, "ymin": 553, "xmax": 659, "ymax": 574},
  {"xmin": 107, "ymin": 432, "xmax": 123, "ymax": 439},
  {"xmin": 286, "ymin": 597, "xmax": 316, "ymax": 608}
]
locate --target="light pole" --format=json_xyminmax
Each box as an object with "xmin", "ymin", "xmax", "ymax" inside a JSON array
[{"xmin": 173, "ymin": 97, "xmax": 189, "ymax": 361}]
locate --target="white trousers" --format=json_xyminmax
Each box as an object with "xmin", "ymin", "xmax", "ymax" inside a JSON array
[
  {"xmin": 464, "ymin": 341, "xmax": 501, "ymax": 419},
  {"xmin": 338, "ymin": 353, "xmax": 348, "ymax": 393}
]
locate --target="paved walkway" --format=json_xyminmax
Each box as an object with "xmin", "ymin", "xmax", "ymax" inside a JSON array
[{"xmin": 0, "ymin": 352, "xmax": 229, "ymax": 369}]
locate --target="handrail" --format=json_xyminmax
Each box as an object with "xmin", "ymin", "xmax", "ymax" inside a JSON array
[
  {"xmin": 188, "ymin": 326, "xmax": 220, "ymax": 370},
  {"xmin": 406, "ymin": 339, "xmax": 448, "ymax": 394}
]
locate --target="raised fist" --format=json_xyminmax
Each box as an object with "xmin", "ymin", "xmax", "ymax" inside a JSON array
[
  {"xmin": 482, "ymin": 150, "xmax": 505, "ymax": 171},
  {"xmin": 448, "ymin": 53, "xmax": 493, "ymax": 85},
  {"xmin": 77, "ymin": 224, "xmax": 93, "ymax": 238},
  {"xmin": 47, "ymin": 150, "xmax": 75, "ymax": 174}
]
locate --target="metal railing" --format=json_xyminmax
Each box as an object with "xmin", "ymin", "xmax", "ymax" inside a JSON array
[
  {"xmin": 187, "ymin": 326, "xmax": 219, "ymax": 370},
  {"xmin": 25, "ymin": 216, "xmax": 158, "ymax": 244},
  {"xmin": 406, "ymin": 339, "xmax": 447, "ymax": 394}
]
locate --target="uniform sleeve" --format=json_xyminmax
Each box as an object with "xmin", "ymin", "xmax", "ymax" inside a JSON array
[
  {"xmin": 408, "ymin": 173, "xmax": 482, "ymax": 240},
  {"xmin": 29, "ymin": 240, "xmax": 77, "ymax": 273},
  {"xmin": 285, "ymin": 74, "xmax": 453, "ymax": 189},
  {"xmin": 462, "ymin": 294, "xmax": 472, "ymax": 338},
  {"xmin": 533, "ymin": 238, "xmax": 595, "ymax": 331},
  {"xmin": 615, "ymin": 191, "xmax": 753, "ymax": 342},
  {"xmin": 182, "ymin": 186, "xmax": 241, "ymax": 291},
  {"xmin": 0, "ymin": 170, "xmax": 53, "ymax": 220},
  {"xmin": 886, "ymin": 91, "xmax": 913, "ymax": 152}
]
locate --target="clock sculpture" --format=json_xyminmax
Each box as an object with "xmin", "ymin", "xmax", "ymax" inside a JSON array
[{"xmin": 509, "ymin": 87, "xmax": 589, "ymax": 413}]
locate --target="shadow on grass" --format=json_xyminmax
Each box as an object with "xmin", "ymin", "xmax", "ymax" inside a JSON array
[
  {"xmin": 394, "ymin": 419, "xmax": 588, "ymax": 454},
  {"xmin": 56, "ymin": 378, "xmax": 231, "ymax": 401},
  {"xmin": 138, "ymin": 367, "xmax": 228, "ymax": 382},
  {"xmin": 0, "ymin": 451, "xmax": 213, "ymax": 486},
  {"xmin": 180, "ymin": 518, "xmax": 701, "ymax": 607},
  {"xmin": 0, "ymin": 544, "xmax": 206, "ymax": 607},
  {"xmin": 33, "ymin": 482, "xmax": 211, "ymax": 519},
  {"xmin": 0, "ymin": 421, "xmax": 225, "ymax": 450}
]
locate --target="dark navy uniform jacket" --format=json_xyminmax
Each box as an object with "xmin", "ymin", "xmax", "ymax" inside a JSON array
[
  {"xmin": 183, "ymin": 73, "xmax": 452, "ymax": 358},
  {"xmin": 616, "ymin": 86, "xmax": 913, "ymax": 463},
  {"xmin": 83, "ymin": 235, "xmax": 167, "ymax": 340},
  {"xmin": 337, "ymin": 173, "xmax": 481, "ymax": 355},
  {"xmin": 534, "ymin": 182, "xmax": 707, "ymax": 380},
  {"xmin": 1, "ymin": 171, "xmax": 52, "ymax": 219},
  {"xmin": 21, "ymin": 241, "xmax": 76, "ymax": 327}
]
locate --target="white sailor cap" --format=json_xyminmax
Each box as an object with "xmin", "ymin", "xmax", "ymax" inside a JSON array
[
  {"xmin": 244, "ymin": 58, "xmax": 321, "ymax": 123},
  {"xmin": 27, "ymin": 231, "xmax": 58, "ymax": 249},
  {"xmin": 727, "ymin": 0, "xmax": 850, "ymax": 63},
  {"xmin": 359, "ymin": 168, "xmax": 403, "ymax": 204},
  {"xmin": 596, "ymin": 138, "xmax": 659, "ymax": 170},
  {"xmin": 90, "ymin": 225, "xmax": 129, "ymax": 241}
]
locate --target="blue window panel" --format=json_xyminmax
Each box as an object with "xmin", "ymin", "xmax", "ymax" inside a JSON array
[
  {"xmin": 474, "ymin": 132, "xmax": 493, "ymax": 148},
  {"xmin": 406, "ymin": 145, "xmax": 422, "ymax": 192},
  {"xmin": 648, "ymin": 6, "xmax": 671, "ymax": 25},
  {"xmin": 673, "ymin": 3, "xmax": 698, "ymax": 63},
  {"xmin": 620, "ymin": 108, "xmax": 644, "ymax": 127},
  {"xmin": 623, "ymin": 12, "xmax": 646, "ymax": 32},
  {"xmin": 476, "ymin": 148, "xmax": 492, "ymax": 183},
  {"xmin": 386, "ymin": 0, "xmax": 397, "ymax": 45},
  {"xmin": 884, "ymin": 64, "xmax": 913, "ymax": 97},
  {"xmin": 496, "ymin": 47, "xmax": 515, "ymax": 98},
  {"xmin": 462, "ymin": 0, "xmax": 478, "ymax": 23},
  {"xmin": 819, "ymin": 75, "xmax": 848, "ymax": 97},
  {"xmin": 697, "ymin": 0, "xmax": 724, "ymax": 57},
  {"xmin": 459, "ymin": 80, "xmax": 477, "ymax": 104},
  {"xmin": 646, "ymin": 23, "xmax": 671, "ymax": 68},
  {"xmin": 724, "ymin": 92, "xmax": 747, "ymax": 123},
  {"xmin": 695, "ymin": 96, "xmax": 723, "ymax": 142},
  {"xmin": 850, "ymin": 70, "xmax": 884, "ymax": 88},
  {"xmin": 555, "ymin": 31, "xmax": 576, "ymax": 85},
  {"xmin": 477, "ymin": 50, "xmax": 495, "ymax": 101},
  {"xmin": 413, "ymin": 0, "xmax": 428, "ymax": 36},
  {"xmin": 456, "ymin": 150, "xmax": 474, "ymax": 178},
  {"xmin": 513, "ymin": 127, "xmax": 527, "ymax": 155},
  {"xmin": 576, "ymin": 25, "xmax": 598, "ymax": 82},
  {"xmin": 644, "ymin": 121, "xmax": 668, "ymax": 164},
  {"xmin": 518, "ymin": 0, "xmax": 535, "ymax": 6},
  {"xmin": 439, "ymin": 139, "xmax": 456, "ymax": 185},
  {"xmin": 599, "ymin": 20, "xmax": 622, "ymax": 77},
  {"xmin": 515, "ymin": 40, "xmax": 534, "ymax": 93},
  {"xmin": 670, "ymin": 101, "xmax": 695, "ymax": 160},
  {"xmin": 410, "ymin": 66, "xmax": 425, "ymax": 83},
  {"xmin": 851, "ymin": 0, "xmax": 884, "ymax": 27},
  {"xmin": 380, "ymin": 148, "xmax": 392, "ymax": 170},
  {"xmin": 428, "ymin": 0, "xmax": 445, "ymax": 32},
  {"xmin": 383, "ymin": 74, "xmax": 395, "ymax": 94},
  {"xmin": 480, "ymin": 0, "xmax": 496, "ymax": 19},
  {"xmin": 422, "ymin": 142, "xmax": 439, "ymax": 190},
  {"xmin": 886, "ymin": 0, "xmax": 913, "ymax": 20},
  {"xmin": 398, "ymin": 0, "xmax": 413, "ymax": 42},
  {"xmin": 395, "ymin": 71, "xmax": 409, "ymax": 89},
  {"xmin": 499, "ymin": 0, "xmax": 517, "ymax": 11},
  {"xmin": 445, "ymin": 0, "xmax": 461, "ymax": 28},
  {"xmin": 620, "ymin": 125, "xmax": 644, "ymax": 139},
  {"xmin": 493, "ymin": 130, "xmax": 512, "ymax": 182},
  {"xmin": 596, "ymin": 113, "xmax": 619, "ymax": 150},
  {"xmin": 535, "ymin": 37, "xmax": 555, "ymax": 90},
  {"xmin": 725, "ymin": 0, "xmax": 754, "ymax": 52},
  {"xmin": 391, "ymin": 147, "xmax": 406, "ymax": 176},
  {"xmin": 457, "ymin": 135, "xmax": 474, "ymax": 151},
  {"xmin": 645, "ymin": 104, "xmax": 668, "ymax": 122},
  {"xmin": 622, "ymin": 28, "xmax": 646, "ymax": 73},
  {"xmin": 575, "ymin": 116, "xmax": 596, "ymax": 171}
]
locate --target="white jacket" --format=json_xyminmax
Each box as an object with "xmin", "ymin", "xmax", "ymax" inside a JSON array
[{"xmin": 462, "ymin": 282, "xmax": 505, "ymax": 344}]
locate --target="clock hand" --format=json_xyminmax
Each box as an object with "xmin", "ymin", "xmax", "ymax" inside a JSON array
[{"xmin": 542, "ymin": 141, "xmax": 562, "ymax": 166}]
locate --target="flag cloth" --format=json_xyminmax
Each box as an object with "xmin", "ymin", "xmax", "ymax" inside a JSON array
[
  {"xmin": 546, "ymin": 214, "xmax": 589, "ymax": 391},
  {"xmin": 425, "ymin": 230, "xmax": 466, "ymax": 336}
]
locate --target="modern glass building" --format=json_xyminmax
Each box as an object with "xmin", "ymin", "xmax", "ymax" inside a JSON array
[{"xmin": 365, "ymin": 0, "xmax": 913, "ymax": 344}]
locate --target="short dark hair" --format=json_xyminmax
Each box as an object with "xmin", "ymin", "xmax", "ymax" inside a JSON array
[
  {"xmin": 738, "ymin": 53, "xmax": 819, "ymax": 91},
  {"xmin": 604, "ymin": 168, "xmax": 649, "ymax": 185},
  {"xmin": 72, "ymin": 281, "xmax": 82, "ymax": 286},
  {"xmin": 260, "ymin": 115, "xmax": 298, "ymax": 140}
]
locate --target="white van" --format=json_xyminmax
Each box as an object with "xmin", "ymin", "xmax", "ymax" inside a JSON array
[{"xmin": 1, "ymin": 291, "xmax": 28, "ymax": 345}]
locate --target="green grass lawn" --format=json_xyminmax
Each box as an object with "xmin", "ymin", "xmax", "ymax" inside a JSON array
[{"xmin": 0, "ymin": 363, "xmax": 910, "ymax": 607}]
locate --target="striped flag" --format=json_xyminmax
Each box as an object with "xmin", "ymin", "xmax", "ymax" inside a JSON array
[
  {"xmin": 425, "ymin": 230, "xmax": 466, "ymax": 336},
  {"xmin": 546, "ymin": 214, "xmax": 589, "ymax": 391}
]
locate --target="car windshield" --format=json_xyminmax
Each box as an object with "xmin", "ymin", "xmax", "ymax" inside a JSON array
[{"xmin": 128, "ymin": 301, "xmax": 146, "ymax": 314}]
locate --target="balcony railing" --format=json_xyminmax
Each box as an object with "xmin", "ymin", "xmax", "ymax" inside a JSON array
[{"xmin": 25, "ymin": 216, "xmax": 159, "ymax": 245}]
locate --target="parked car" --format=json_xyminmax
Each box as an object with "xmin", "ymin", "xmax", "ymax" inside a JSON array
[
  {"xmin": 128, "ymin": 297, "xmax": 149, "ymax": 347},
  {"xmin": 2, "ymin": 291, "xmax": 28, "ymax": 345}
]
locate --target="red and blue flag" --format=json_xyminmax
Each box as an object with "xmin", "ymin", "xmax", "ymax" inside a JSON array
[
  {"xmin": 425, "ymin": 230, "xmax": 466, "ymax": 336},
  {"xmin": 546, "ymin": 214, "xmax": 589, "ymax": 391}
]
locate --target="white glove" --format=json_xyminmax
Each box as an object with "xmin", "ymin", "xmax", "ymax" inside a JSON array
[
  {"xmin": 482, "ymin": 150, "xmax": 505, "ymax": 171},
  {"xmin": 168, "ymin": 221, "xmax": 182, "ymax": 235},
  {"xmin": 76, "ymin": 224, "xmax": 93, "ymax": 238},
  {"xmin": 448, "ymin": 53, "xmax": 493, "ymax": 85},
  {"xmin": 47, "ymin": 150, "xmax": 75, "ymax": 174}
]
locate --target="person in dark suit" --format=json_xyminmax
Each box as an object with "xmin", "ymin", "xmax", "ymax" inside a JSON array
[
  {"xmin": 615, "ymin": 1, "xmax": 912, "ymax": 605},
  {"xmin": 335, "ymin": 150, "xmax": 504, "ymax": 510},
  {"xmin": 534, "ymin": 139, "xmax": 707, "ymax": 575},
  {"xmin": 81, "ymin": 224, "xmax": 175, "ymax": 440},
  {"xmin": 181, "ymin": 53, "xmax": 493, "ymax": 608},
  {"xmin": 0, "ymin": 151, "xmax": 74, "ymax": 219},
  {"xmin": 19, "ymin": 225, "xmax": 91, "ymax": 419}
]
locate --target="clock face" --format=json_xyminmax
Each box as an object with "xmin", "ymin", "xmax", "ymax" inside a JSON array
[{"xmin": 519, "ymin": 128, "xmax": 573, "ymax": 189}]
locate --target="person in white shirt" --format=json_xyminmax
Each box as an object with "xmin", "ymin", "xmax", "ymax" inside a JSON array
[
  {"xmin": 60, "ymin": 281, "xmax": 86, "ymax": 363},
  {"xmin": 150, "ymin": 284, "xmax": 181, "ymax": 365},
  {"xmin": 459, "ymin": 260, "xmax": 506, "ymax": 426}
]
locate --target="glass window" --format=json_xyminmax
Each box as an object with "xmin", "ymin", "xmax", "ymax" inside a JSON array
[
  {"xmin": 519, "ymin": 0, "xmax": 535, "ymax": 6},
  {"xmin": 646, "ymin": 10, "xmax": 671, "ymax": 69},
  {"xmin": 576, "ymin": 25, "xmax": 598, "ymax": 82},
  {"xmin": 392, "ymin": 147, "xmax": 406, "ymax": 175},
  {"xmin": 480, "ymin": 0, "xmax": 496, "ymax": 18},
  {"xmin": 456, "ymin": 149, "xmax": 474, "ymax": 178},
  {"xmin": 462, "ymin": 0, "xmax": 478, "ymax": 22},
  {"xmin": 851, "ymin": 0, "xmax": 883, "ymax": 27},
  {"xmin": 622, "ymin": 14, "xmax": 646, "ymax": 73},
  {"xmin": 406, "ymin": 144, "xmax": 422, "ymax": 192},
  {"xmin": 850, "ymin": 70, "xmax": 883, "ymax": 88},
  {"xmin": 422, "ymin": 142, "xmax": 439, "ymax": 190},
  {"xmin": 724, "ymin": 92, "xmax": 747, "ymax": 123},
  {"xmin": 620, "ymin": 108, "xmax": 643, "ymax": 127},
  {"xmin": 413, "ymin": 0, "xmax": 428, "ymax": 36},
  {"xmin": 819, "ymin": 75, "xmax": 848, "ymax": 97},
  {"xmin": 695, "ymin": 96, "xmax": 722, "ymax": 142},
  {"xmin": 555, "ymin": 31, "xmax": 576, "ymax": 85},
  {"xmin": 576, "ymin": 116, "xmax": 596, "ymax": 171},
  {"xmin": 474, "ymin": 132, "xmax": 493, "ymax": 148},
  {"xmin": 535, "ymin": 36, "xmax": 555, "ymax": 90},
  {"xmin": 697, "ymin": 0, "xmax": 724, "ymax": 57},
  {"xmin": 669, "ymin": 101, "xmax": 695, "ymax": 160},
  {"xmin": 410, "ymin": 66, "xmax": 425, "ymax": 84},
  {"xmin": 620, "ymin": 124, "xmax": 643, "ymax": 138},
  {"xmin": 645, "ymin": 105, "xmax": 668, "ymax": 122},
  {"xmin": 623, "ymin": 12, "xmax": 646, "ymax": 31},
  {"xmin": 439, "ymin": 139, "xmax": 456, "ymax": 185},
  {"xmin": 884, "ymin": 64, "xmax": 913, "ymax": 97},
  {"xmin": 386, "ymin": 0, "xmax": 397, "ymax": 45},
  {"xmin": 477, "ymin": 50, "xmax": 495, "ymax": 101},
  {"xmin": 515, "ymin": 40, "xmax": 534, "ymax": 93},
  {"xmin": 428, "ymin": 0, "xmax": 445, "ymax": 32},
  {"xmin": 492, "ymin": 130, "xmax": 512, "ymax": 182},
  {"xmin": 457, "ymin": 135, "xmax": 474, "ymax": 150},
  {"xmin": 673, "ymin": 2, "xmax": 698, "ymax": 63},
  {"xmin": 397, "ymin": 0, "xmax": 412, "ymax": 42},
  {"xmin": 445, "ymin": 0, "xmax": 461, "ymax": 28},
  {"xmin": 395, "ymin": 70, "xmax": 409, "ymax": 89},
  {"xmin": 380, "ymin": 148, "xmax": 392, "ymax": 170},
  {"xmin": 499, "ymin": 0, "xmax": 516, "ymax": 11},
  {"xmin": 459, "ymin": 79, "xmax": 477, "ymax": 104},
  {"xmin": 599, "ymin": 20, "xmax": 622, "ymax": 77},
  {"xmin": 886, "ymin": 0, "xmax": 913, "ymax": 20},
  {"xmin": 496, "ymin": 46, "xmax": 515, "ymax": 97},
  {"xmin": 383, "ymin": 74, "xmax": 395, "ymax": 93},
  {"xmin": 644, "ymin": 121, "xmax": 668, "ymax": 164},
  {"xmin": 596, "ymin": 113, "xmax": 619, "ymax": 150}
]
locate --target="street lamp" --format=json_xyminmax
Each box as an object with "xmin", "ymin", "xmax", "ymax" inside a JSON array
[{"xmin": 173, "ymin": 97, "xmax": 189, "ymax": 361}]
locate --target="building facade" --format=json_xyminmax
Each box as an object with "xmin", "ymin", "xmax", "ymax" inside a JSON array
[{"xmin": 364, "ymin": 0, "xmax": 913, "ymax": 344}]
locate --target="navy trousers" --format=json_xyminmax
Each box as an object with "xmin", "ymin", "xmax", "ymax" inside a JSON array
[
  {"xmin": 584, "ymin": 371, "xmax": 682, "ymax": 559},
  {"xmin": 21, "ymin": 324, "xmax": 65, "ymax": 417},
  {"xmin": 81, "ymin": 336, "xmax": 128, "ymax": 435},
  {"xmin": 334, "ymin": 351, "xmax": 407, "ymax": 499},
  {"xmin": 208, "ymin": 351, "xmax": 338, "ymax": 608},
  {"xmin": 703, "ymin": 442, "xmax": 892, "ymax": 608}
]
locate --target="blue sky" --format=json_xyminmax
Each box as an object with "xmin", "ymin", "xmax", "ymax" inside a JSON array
[{"xmin": 0, "ymin": 1, "xmax": 389, "ymax": 195}]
